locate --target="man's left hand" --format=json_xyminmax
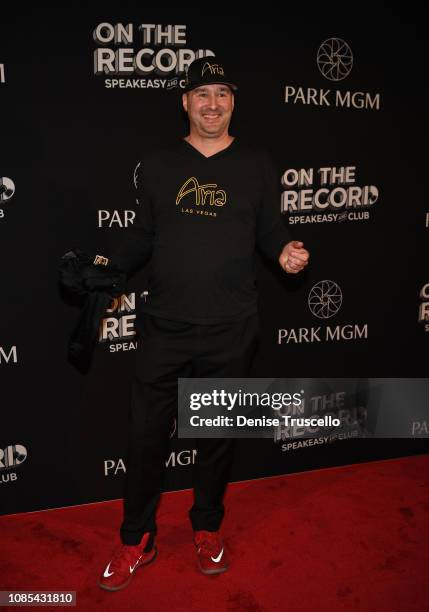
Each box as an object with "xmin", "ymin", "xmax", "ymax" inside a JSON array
[{"xmin": 279, "ymin": 241, "xmax": 310, "ymax": 274}]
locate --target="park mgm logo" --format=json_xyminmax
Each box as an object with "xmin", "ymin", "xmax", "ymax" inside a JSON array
[
  {"xmin": 176, "ymin": 177, "xmax": 226, "ymax": 218},
  {"xmin": 0, "ymin": 345, "xmax": 17, "ymax": 364},
  {"xmin": 284, "ymin": 38, "xmax": 380, "ymax": 110},
  {"xmin": 278, "ymin": 280, "xmax": 368, "ymax": 344}
]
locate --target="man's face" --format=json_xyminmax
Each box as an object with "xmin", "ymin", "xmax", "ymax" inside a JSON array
[{"xmin": 182, "ymin": 84, "xmax": 235, "ymax": 138}]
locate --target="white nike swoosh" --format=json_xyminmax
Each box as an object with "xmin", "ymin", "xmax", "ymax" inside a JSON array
[
  {"xmin": 103, "ymin": 562, "xmax": 114, "ymax": 578},
  {"xmin": 211, "ymin": 548, "xmax": 224, "ymax": 563},
  {"xmin": 129, "ymin": 555, "xmax": 142, "ymax": 573}
]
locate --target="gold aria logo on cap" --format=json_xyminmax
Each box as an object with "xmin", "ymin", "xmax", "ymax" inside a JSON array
[{"xmin": 201, "ymin": 62, "xmax": 225, "ymax": 77}]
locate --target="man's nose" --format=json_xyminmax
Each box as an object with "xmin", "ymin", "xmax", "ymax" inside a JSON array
[{"xmin": 207, "ymin": 93, "xmax": 218, "ymax": 108}]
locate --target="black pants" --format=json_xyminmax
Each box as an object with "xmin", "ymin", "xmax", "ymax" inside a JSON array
[{"xmin": 120, "ymin": 312, "xmax": 258, "ymax": 545}]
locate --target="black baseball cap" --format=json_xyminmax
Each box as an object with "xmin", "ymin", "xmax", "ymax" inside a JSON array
[{"xmin": 182, "ymin": 56, "xmax": 238, "ymax": 93}]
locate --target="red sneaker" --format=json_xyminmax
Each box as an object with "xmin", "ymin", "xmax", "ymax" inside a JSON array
[
  {"xmin": 98, "ymin": 532, "xmax": 157, "ymax": 591},
  {"xmin": 194, "ymin": 530, "xmax": 229, "ymax": 575}
]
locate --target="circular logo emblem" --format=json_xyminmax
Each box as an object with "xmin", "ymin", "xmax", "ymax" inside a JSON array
[
  {"xmin": 133, "ymin": 162, "xmax": 141, "ymax": 190},
  {"xmin": 308, "ymin": 280, "xmax": 343, "ymax": 319},
  {"xmin": 169, "ymin": 418, "xmax": 177, "ymax": 439},
  {"xmin": 317, "ymin": 38, "xmax": 353, "ymax": 81},
  {"xmin": 133, "ymin": 162, "xmax": 143, "ymax": 205},
  {"xmin": 0, "ymin": 177, "xmax": 16, "ymax": 203}
]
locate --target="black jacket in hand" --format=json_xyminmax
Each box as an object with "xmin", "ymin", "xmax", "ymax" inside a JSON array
[{"xmin": 59, "ymin": 249, "xmax": 126, "ymax": 372}]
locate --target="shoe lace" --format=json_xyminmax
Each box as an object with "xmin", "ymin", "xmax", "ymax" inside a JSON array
[
  {"xmin": 110, "ymin": 544, "xmax": 142, "ymax": 571},
  {"xmin": 195, "ymin": 531, "xmax": 222, "ymax": 556}
]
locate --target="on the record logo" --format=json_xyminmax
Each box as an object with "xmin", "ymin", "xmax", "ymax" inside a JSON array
[
  {"xmin": 0, "ymin": 177, "xmax": 15, "ymax": 202},
  {"xmin": 281, "ymin": 165, "xmax": 379, "ymax": 225},
  {"xmin": 0, "ymin": 177, "xmax": 16, "ymax": 221},
  {"xmin": 275, "ymin": 389, "xmax": 364, "ymax": 448},
  {"xmin": 0, "ymin": 345, "xmax": 17, "ymax": 364},
  {"xmin": 0, "ymin": 444, "xmax": 27, "ymax": 484},
  {"xmin": 93, "ymin": 22, "xmax": 215, "ymax": 90},
  {"xmin": 99, "ymin": 293, "xmax": 137, "ymax": 352},
  {"xmin": 278, "ymin": 280, "xmax": 368, "ymax": 344},
  {"xmin": 285, "ymin": 38, "xmax": 380, "ymax": 110},
  {"xmin": 418, "ymin": 283, "xmax": 429, "ymax": 332}
]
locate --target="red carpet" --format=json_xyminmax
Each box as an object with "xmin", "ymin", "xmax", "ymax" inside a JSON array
[{"xmin": 1, "ymin": 454, "xmax": 428, "ymax": 611}]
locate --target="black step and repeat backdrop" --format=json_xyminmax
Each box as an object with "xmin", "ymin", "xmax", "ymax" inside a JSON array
[{"xmin": 1, "ymin": 8, "xmax": 428, "ymax": 515}]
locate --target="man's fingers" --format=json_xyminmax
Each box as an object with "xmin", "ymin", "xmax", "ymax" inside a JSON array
[
  {"xmin": 289, "ymin": 251, "xmax": 309, "ymax": 262},
  {"xmin": 281, "ymin": 243, "xmax": 310, "ymax": 273},
  {"xmin": 288, "ymin": 259, "xmax": 307, "ymax": 270},
  {"xmin": 287, "ymin": 265, "xmax": 299, "ymax": 274}
]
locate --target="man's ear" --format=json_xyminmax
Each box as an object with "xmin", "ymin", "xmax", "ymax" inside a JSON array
[{"xmin": 182, "ymin": 92, "xmax": 188, "ymax": 112}]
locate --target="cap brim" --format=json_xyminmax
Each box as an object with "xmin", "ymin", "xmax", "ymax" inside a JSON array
[{"xmin": 183, "ymin": 80, "xmax": 238, "ymax": 93}]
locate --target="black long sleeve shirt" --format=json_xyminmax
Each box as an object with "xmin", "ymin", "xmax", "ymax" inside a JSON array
[{"xmin": 113, "ymin": 138, "xmax": 292, "ymax": 324}]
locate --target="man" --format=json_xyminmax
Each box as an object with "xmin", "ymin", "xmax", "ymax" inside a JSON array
[{"xmin": 99, "ymin": 56, "xmax": 309, "ymax": 591}]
